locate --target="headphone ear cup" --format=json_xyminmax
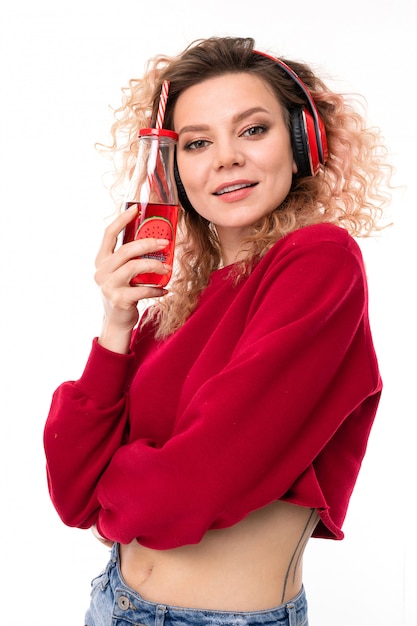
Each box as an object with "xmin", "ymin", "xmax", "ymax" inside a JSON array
[
  {"xmin": 290, "ymin": 107, "xmax": 312, "ymax": 177},
  {"xmin": 174, "ymin": 155, "xmax": 195, "ymax": 212}
]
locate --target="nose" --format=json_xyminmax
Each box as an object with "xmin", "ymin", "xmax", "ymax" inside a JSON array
[{"xmin": 213, "ymin": 138, "xmax": 244, "ymax": 170}]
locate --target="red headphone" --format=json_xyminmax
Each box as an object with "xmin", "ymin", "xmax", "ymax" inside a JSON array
[{"xmin": 174, "ymin": 49, "xmax": 329, "ymax": 212}]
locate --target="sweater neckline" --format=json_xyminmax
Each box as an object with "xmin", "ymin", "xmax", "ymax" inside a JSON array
[{"xmin": 208, "ymin": 262, "xmax": 240, "ymax": 285}]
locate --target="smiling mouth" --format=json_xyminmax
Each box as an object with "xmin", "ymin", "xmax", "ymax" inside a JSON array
[{"xmin": 214, "ymin": 182, "xmax": 257, "ymax": 196}]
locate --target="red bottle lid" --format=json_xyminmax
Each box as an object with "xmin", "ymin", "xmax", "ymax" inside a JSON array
[{"xmin": 139, "ymin": 127, "xmax": 178, "ymax": 141}]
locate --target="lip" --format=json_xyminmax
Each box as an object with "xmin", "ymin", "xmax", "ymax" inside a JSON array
[
  {"xmin": 213, "ymin": 180, "xmax": 258, "ymax": 202},
  {"xmin": 213, "ymin": 180, "xmax": 256, "ymax": 196}
]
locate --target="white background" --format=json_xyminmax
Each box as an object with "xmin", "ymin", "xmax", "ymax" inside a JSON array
[{"xmin": 0, "ymin": 1, "xmax": 415, "ymax": 624}]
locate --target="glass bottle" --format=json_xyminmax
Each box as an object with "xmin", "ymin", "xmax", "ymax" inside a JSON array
[{"xmin": 122, "ymin": 127, "xmax": 179, "ymax": 287}]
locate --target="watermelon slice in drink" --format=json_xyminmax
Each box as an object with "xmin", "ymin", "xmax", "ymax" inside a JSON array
[
  {"xmin": 135, "ymin": 215, "xmax": 173, "ymax": 239},
  {"xmin": 130, "ymin": 209, "xmax": 178, "ymax": 286}
]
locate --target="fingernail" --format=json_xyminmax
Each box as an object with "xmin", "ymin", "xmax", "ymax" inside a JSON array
[{"xmin": 156, "ymin": 239, "xmax": 170, "ymax": 246}]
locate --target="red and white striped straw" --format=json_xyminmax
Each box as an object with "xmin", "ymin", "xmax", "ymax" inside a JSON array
[
  {"xmin": 140, "ymin": 81, "xmax": 171, "ymax": 207},
  {"xmin": 155, "ymin": 80, "xmax": 170, "ymax": 129}
]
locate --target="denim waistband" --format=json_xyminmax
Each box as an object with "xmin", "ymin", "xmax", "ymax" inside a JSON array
[{"xmin": 91, "ymin": 542, "xmax": 308, "ymax": 626}]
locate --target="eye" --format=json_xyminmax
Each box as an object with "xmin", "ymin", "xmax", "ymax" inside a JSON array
[
  {"xmin": 242, "ymin": 124, "xmax": 268, "ymax": 137},
  {"xmin": 183, "ymin": 138, "xmax": 211, "ymax": 151}
]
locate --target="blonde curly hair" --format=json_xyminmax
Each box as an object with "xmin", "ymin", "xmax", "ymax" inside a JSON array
[{"xmin": 98, "ymin": 36, "xmax": 393, "ymax": 338}]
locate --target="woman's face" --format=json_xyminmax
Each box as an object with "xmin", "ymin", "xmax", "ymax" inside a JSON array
[{"xmin": 174, "ymin": 72, "xmax": 297, "ymax": 256}]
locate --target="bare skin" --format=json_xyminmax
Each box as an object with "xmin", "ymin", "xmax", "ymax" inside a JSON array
[{"xmin": 118, "ymin": 501, "xmax": 319, "ymax": 611}]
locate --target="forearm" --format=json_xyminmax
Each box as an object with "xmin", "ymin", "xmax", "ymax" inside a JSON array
[
  {"xmin": 44, "ymin": 338, "xmax": 135, "ymax": 528},
  {"xmin": 98, "ymin": 316, "xmax": 134, "ymax": 354}
]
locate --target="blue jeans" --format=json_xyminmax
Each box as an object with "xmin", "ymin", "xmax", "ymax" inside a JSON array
[{"xmin": 85, "ymin": 543, "xmax": 308, "ymax": 626}]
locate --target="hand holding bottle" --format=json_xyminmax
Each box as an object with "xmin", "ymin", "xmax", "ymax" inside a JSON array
[{"xmin": 94, "ymin": 205, "xmax": 170, "ymax": 354}]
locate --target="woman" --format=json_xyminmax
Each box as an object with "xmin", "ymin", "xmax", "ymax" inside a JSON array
[{"xmin": 44, "ymin": 36, "xmax": 392, "ymax": 625}]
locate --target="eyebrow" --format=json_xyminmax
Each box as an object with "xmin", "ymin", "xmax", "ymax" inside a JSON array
[{"xmin": 177, "ymin": 106, "xmax": 270, "ymax": 135}]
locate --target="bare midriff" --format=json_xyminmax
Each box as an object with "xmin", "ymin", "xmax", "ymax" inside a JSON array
[{"xmin": 118, "ymin": 501, "xmax": 319, "ymax": 611}]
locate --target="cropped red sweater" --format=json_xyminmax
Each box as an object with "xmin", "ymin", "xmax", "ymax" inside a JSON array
[{"xmin": 44, "ymin": 223, "xmax": 382, "ymax": 550}]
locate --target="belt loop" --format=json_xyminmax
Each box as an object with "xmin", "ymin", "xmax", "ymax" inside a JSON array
[
  {"xmin": 286, "ymin": 601, "xmax": 297, "ymax": 626},
  {"xmin": 155, "ymin": 604, "xmax": 167, "ymax": 626}
]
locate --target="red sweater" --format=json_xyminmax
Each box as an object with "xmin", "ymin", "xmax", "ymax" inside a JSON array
[{"xmin": 44, "ymin": 223, "xmax": 381, "ymax": 550}]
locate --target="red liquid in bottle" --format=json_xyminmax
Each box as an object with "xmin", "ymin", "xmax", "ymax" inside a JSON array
[{"xmin": 123, "ymin": 201, "xmax": 178, "ymax": 287}]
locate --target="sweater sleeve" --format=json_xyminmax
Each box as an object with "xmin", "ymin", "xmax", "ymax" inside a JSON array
[
  {"xmin": 95, "ymin": 236, "xmax": 381, "ymax": 548},
  {"xmin": 44, "ymin": 338, "xmax": 135, "ymax": 529}
]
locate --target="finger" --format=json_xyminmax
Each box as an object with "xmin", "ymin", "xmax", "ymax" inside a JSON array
[
  {"xmin": 95, "ymin": 205, "xmax": 139, "ymax": 267},
  {"xmin": 114, "ymin": 237, "xmax": 170, "ymax": 265},
  {"xmin": 112, "ymin": 284, "xmax": 169, "ymax": 304},
  {"xmin": 99, "ymin": 280, "xmax": 168, "ymax": 313},
  {"xmin": 95, "ymin": 255, "xmax": 171, "ymax": 291},
  {"xmin": 95, "ymin": 238, "xmax": 170, "ymax": 283}
]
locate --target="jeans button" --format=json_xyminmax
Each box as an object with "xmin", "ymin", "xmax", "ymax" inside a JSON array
[{"xmin": 118, "ymin": 595, "xmax": 130, "ymax": 610}]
